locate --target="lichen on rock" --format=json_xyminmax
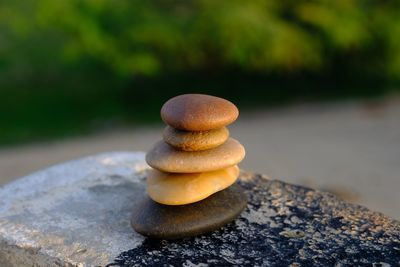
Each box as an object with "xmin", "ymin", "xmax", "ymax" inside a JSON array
[{"xmin": 111, "ymin": 175, "xmax": 400, "ymax": 267}]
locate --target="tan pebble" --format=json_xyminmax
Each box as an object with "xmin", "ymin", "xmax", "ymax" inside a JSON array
[
  {"xmin": 147, "ymin": 165, "xmax": 240, "ymax": 205},
  {"xmin": 146, "ymin": 138, "xmax": 245, "ymax": 173},
  {"xmin": 161, "ymin": 94, "xmax": 239, "ymax": 131},
  {"xmin": 163, "ymin": 126, "xmax": 229, "ymax": 151}
]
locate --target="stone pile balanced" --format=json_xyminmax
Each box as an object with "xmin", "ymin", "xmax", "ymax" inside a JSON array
[{"xmin": 131, "ymin": 94, "xmax": 247, "ymax": 239}]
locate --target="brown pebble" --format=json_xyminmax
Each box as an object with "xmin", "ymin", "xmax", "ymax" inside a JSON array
[
  {"xmin": 161, "ymin": 94, "xmax": 239, "ymax": 131},
  {"xmin": 163, "ymin": 126, "xmax": 229, "ymax": 151},
  {"xmin": 145, "ymin": 138, "xmax": 245, "ymax": 173}
]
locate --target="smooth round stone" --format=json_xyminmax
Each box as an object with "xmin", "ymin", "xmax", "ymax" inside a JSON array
[
  {"xmin": 161, "ymin": 94, "xmax": 239, "ymax": 131},
  {"xmin": 163, "ymin": 126, "xmax": 229, "ymax": 151},
  {"xmin": 147, "ymin": 165, "xmax": 239, "ymax": 205},
  {"xmin": 131, "ymin": 183, "xmax": 247, "ymax": 239},
  {"xmin": 146, "ymin": 138, "xmax": 245, "ymax": 173}
]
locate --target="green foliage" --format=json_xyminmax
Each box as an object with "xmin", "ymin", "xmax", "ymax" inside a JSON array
[
  {"xmin": 0, "ymin": 0, "xmax": 399, "ymax": 146},
  {"xmin": 2, "ymin": 0, "xmax": 400, "ymax": 76}
]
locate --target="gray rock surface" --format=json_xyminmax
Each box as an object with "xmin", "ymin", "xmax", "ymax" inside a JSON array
[
  {"xmin": 1, "ymin": 152, "xmax": 399, "ymax": 266},
  {"xmin": 0, "ymin": 152, "xmax": 148, "ymax": 266}
]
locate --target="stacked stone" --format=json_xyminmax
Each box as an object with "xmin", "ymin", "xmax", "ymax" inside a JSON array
[{"xmin": 145, "ymin": 94, "xmax": 246, "ymax": 206}]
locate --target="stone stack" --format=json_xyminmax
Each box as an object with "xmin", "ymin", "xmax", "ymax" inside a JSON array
[
  {"xmin": 131, "ymin": 94, "xmax": 247, "ymax": 239},
  {"xmin": 146, "ymin": 94, "xmax": 245, "ymax": 205}
]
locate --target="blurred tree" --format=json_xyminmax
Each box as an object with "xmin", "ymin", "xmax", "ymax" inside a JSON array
[
  {"xmin": 0, "ymin": 0, "xmax": 399, "ymax": 145},
  {"xmin": 1, "ymin": 0, "xmax": 400, "ymax": 76}
]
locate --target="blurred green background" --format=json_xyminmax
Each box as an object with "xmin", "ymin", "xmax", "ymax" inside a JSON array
[{"xmin": 1, "ymin": 0, "xmax": 400, "ymax": 146}]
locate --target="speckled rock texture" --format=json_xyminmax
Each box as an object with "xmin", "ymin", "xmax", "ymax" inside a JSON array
[{"xmin": 1, "ymin": 152, "xmax": 399, "ymax": 267}]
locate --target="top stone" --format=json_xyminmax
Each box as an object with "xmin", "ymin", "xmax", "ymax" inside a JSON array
[{"xmin": 161, "ymin": 94, "xmax": 239, "ymax": 131}]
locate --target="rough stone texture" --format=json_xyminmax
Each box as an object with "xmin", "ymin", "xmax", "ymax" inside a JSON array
[
  {"xmin": 1, "ymin": 152, "xmax": 400, "ymax": 266},
  {"xmin": 0, "ymin": 152, "xmax": 148, "ymax": 267}
]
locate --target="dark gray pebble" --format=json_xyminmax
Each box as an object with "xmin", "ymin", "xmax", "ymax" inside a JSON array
[{"xmin": 131, "ymin": 183, "xmax": 247, "ymax": 239}]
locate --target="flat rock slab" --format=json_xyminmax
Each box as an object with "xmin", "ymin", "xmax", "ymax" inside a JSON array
[{"xmin": 0, "ymin": 152, "xmax": 399, "ymax": 267}]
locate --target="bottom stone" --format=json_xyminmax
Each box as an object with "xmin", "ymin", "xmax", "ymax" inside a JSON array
[{"xmin": 131, "ymin": 183, "xmax": 247, "ymax": 239}]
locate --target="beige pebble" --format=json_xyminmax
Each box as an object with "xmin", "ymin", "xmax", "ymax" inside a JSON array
[
  {"xmin": 147, "ymin": 165, "xmax": 239, "ymax": 205},
  {"xmin": 161, "ymin": 94, "xmax": 239, "ymax": 131},
  {"xmin": 146, "ymin": 138, "xmax": 245, "ymax": 173},
  {"xmin": 163, "ymin": 126, "xmax": 229, "ymax": 151}
]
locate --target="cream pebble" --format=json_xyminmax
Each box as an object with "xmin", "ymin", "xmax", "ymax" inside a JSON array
[{"xmin": 147, "ymin": 165, "xmax": 240, "ymax": 205}]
